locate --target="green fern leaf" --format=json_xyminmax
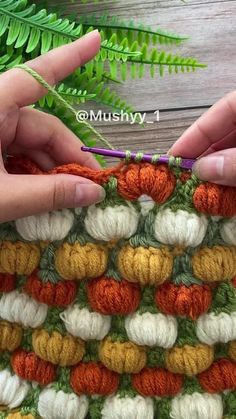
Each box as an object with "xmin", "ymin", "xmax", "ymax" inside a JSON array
[
  {"xmin": 41, "ymin": 29, "xmax": 52, "ymax": 53},
  {"xmin": 7, "ymin": 18, "xmax": 22, "ymax": 45},
  {"xmin": 78, "ymin": 35, "xmax": 141, "ymax": 82},
  {"xmin": 67, "ymin": 70, "xmax": 136, "ymax": 115},
  {"xmin": 0, "ymin": 0, "xmax": 82, "ymax": 54},
  {"xmin": 100, "ymin": 37, "xmax": 141, "ymax": 61},
  {"xmin": 102, "ymin": 72, "xmax": 123, "ymax": 84},
  {"xmin": 0, "ymin": 48, "xmax": 22, "ymax": 71},
  {"xmin": 38, "ymin": 83, "xmax": 96, "ymax": 108},
  {"xmin": 0, "ymin": 0, "xmax": 141, "ymax": 62},
  {"xmin": 107, "ymin": 43, "xmax": 207, "ymax": 80},
  {"xmin": 93, "ymin": 85, "xmax": 134, "ymax": 114},
  {"xmin": 0, "ymin": 15, "xmax": 10, "ymax": 37},
  {"xmin": 26, "ymin": 27, "xmax": 40, "ymax": 52},
  {"xmin": 78, "ymin": 14, "xmax": 188, "ymax": 47},
  {"xmin": 14, "ymin": 23, "xmax": 30, "ymax": 48}
]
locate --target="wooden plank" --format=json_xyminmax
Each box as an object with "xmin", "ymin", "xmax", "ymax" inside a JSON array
[
  {"xmin": 48, "ymin": 0, "xmax": 236, "ymax": 111},
  {"xmin": 89, "ymin": 107, "xmax": 206, "ymax": 166}
]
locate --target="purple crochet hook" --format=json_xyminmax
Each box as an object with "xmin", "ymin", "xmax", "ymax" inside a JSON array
[{"xmin": 81, "ymin": 146, "xmax": 196, "ymax": 170}]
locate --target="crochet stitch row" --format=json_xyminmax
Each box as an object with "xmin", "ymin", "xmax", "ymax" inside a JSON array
[{"xmin": 0, "ymin": 157, "xmax": 236, "ymax": 419}]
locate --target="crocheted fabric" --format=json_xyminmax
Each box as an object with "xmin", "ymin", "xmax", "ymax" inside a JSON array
[{"xmin": 1, "ymin": 156, "xmax": 236, "ymax": 419}]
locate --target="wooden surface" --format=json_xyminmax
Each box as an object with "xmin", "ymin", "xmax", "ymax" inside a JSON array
[{"xmin": 49, "ymin": 0, "xmax": 236, "ymax": 155}]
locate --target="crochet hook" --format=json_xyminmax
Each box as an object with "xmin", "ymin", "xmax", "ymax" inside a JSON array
[{"xmin": 81, "ymin": 146, "xmax": 196, "ymax": 170}]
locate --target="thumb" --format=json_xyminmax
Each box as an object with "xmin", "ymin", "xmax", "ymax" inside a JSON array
[
  {"xmin": 0, "ymin": 173, "xmax": 105, "ymax": 222},
  {"xmin": 192, "ymin": 149, "xmax": 236, "ymax": 186}
]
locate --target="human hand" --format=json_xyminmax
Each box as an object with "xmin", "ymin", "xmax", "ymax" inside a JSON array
[
  {"xmin": 0, "ymin": 30, "xmax": 105, "ymax": 223},
  {"xmin": 169, "ymin": 92, "xmax": 236, "ymax": 186}
]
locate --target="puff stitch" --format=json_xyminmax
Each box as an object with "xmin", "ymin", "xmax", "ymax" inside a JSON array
[{"xmin": 0, "ymin": 156, "xmax": 236, "ymax": 418}]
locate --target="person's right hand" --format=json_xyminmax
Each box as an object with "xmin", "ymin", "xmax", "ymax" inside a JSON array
[{"xmin": 169, "ymin": 92, "xmax": 236, "ymax": 186}]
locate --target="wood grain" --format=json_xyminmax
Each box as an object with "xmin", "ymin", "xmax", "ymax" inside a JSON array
[{"xmin": 49, "ymin": 0, "xmax": 236, "ymax": 111}]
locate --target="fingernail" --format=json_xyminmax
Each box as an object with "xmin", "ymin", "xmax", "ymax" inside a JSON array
[
  {"xmin": 192, "ymin": 155, "xmax": 224, "ymax": 181},
  {"xmin": 84, "ymin": 29, "xmax": 99, "ymax": 39},
  {"xmin": 75, "ymin": 184, "xmax": 106, "ymax": 206}
]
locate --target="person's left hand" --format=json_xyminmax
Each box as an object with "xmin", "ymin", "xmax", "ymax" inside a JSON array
[{"xmin": 0, "ymin": 30, "xmax": 105, "ymax": 223}]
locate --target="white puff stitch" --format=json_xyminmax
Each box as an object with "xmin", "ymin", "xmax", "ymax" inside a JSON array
[
  {"xmin": 38, "ymin": 387, "xmax": 89, "ymax": 419},
  {"xmin": 101, "ymin": 395, "xmax": 154, "ymax": 419},
  {"xmin": 0, "ymin": 290, "xmax": 47, "ymax": 328},
  {"xmin": 220, "ymin": 217, "xmax": 236, "ymax": 245},
  {"xmin": 170, "ymin": 392, "xmax": 223, "ymax": 419},
  {"xmin": 15, "ymin": 209, "xmax": 74, "ymax": 241},
  {"xmin": 196, "ymin": 312, "xmax": 236, "ymax": 345},
  {"xmin": 154, "ymin": 208, "xmax": 208, "ymax": 247},
  {"xmin": 60, "ymin": 305, "xmax": 111, "ymax": 340},
  {"xmin": 0, "ymin": 369, "xmax": 30, "ymax": 409},
  {"xmin": 84, "ymin": 203, "xmax": 139, "ymax": 241},
  {"xmin": 125, "ymin": 312, "xmax": 177, "ymax": 348}
]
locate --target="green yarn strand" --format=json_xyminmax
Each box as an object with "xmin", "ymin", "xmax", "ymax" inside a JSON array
[{"xmin": 15, "ymin": 64, "xmax": 114, "ymax": 150}]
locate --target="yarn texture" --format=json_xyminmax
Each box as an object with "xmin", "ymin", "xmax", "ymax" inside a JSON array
[{"xmin": 1, "ymin": 156, "xmax": 236, "ymax": 418}]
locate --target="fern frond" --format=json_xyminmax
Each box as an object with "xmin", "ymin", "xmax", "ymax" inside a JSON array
[
  {"xmin": 76, "ymin": 34, "xmax": 142, "ymax": 81},
  {"xmin": 129, "ymin": 45, "xmax": 206, "ymax": 76},
  {"xmin": 0, "ymin": 0, "xmax": 83, "ymax": 53},
  {"xmin": 102, "ymin": 72, "xmax": 123, "ymax": 84},
  {"xmin": 38, "ymin": 83, "xmax": 96, "ymax": 108},
  {"xmin": 80, "ymin": 35, "xmax": 141, "ymax": 77},
  {"xmin": 103, "ymin": 42, "xmax": 206, "ymax": 80},
  {"xmin": 0, "ymin": 48, "xmax": 22, "ymax": 71},
  {"xmin": 81, "ymin": 34, "xmax": 142, "ymax": 80},
  {"xmin": 78, "ymin": 14, "xmax": 188, "ymax": 47},
  {"xmin": 70, "ymin": 71, "xmax": 107, "ymax": 91},
  {"xmin": 0, "ymin": 0, "xmax": 142, "ymax": 63},
  {"xmin": 92, "ymin": 84, "xmax": 134, "ymax": 114},
  {"xmin": 64, "ymin": 72, "xmax": 135, "ymax": 115},
  {"xmin": 81, "ymin": 47, "xmax": 205, "ymax": 82},
  {"xmin": 80, "ymin": 35, "xmax": 205, "ymax": 81}
]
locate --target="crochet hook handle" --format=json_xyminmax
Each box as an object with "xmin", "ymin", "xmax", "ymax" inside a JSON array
[{"xmin": 81, "ymin": 146, "xmax": 196, "ymax": 170}]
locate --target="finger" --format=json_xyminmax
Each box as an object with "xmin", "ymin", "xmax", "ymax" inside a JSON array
[
  {"xmin": 169, "ymin": 91, "xmax": 236, "ymax": 158},
  {"xmin": 0, "ymin": 173, "xmax": 105, "ymax": 222},
  {"xmin": 13, "ymin": 150, "xmax": 57, "ymax": 171},
  {"xmin": 200, "ymin": 130, "xmax": 236, "ymax": 157},
  {"xmin": 0, "ymin": 30, "xmax": 101, "ymax": 108},
  {"xmin": 192, "ymin": 148, "xmax": 236, "ymax": 186},
  {"xmin": 7, "ymin": 107, "xmax": 100, "ymax": 170}
]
